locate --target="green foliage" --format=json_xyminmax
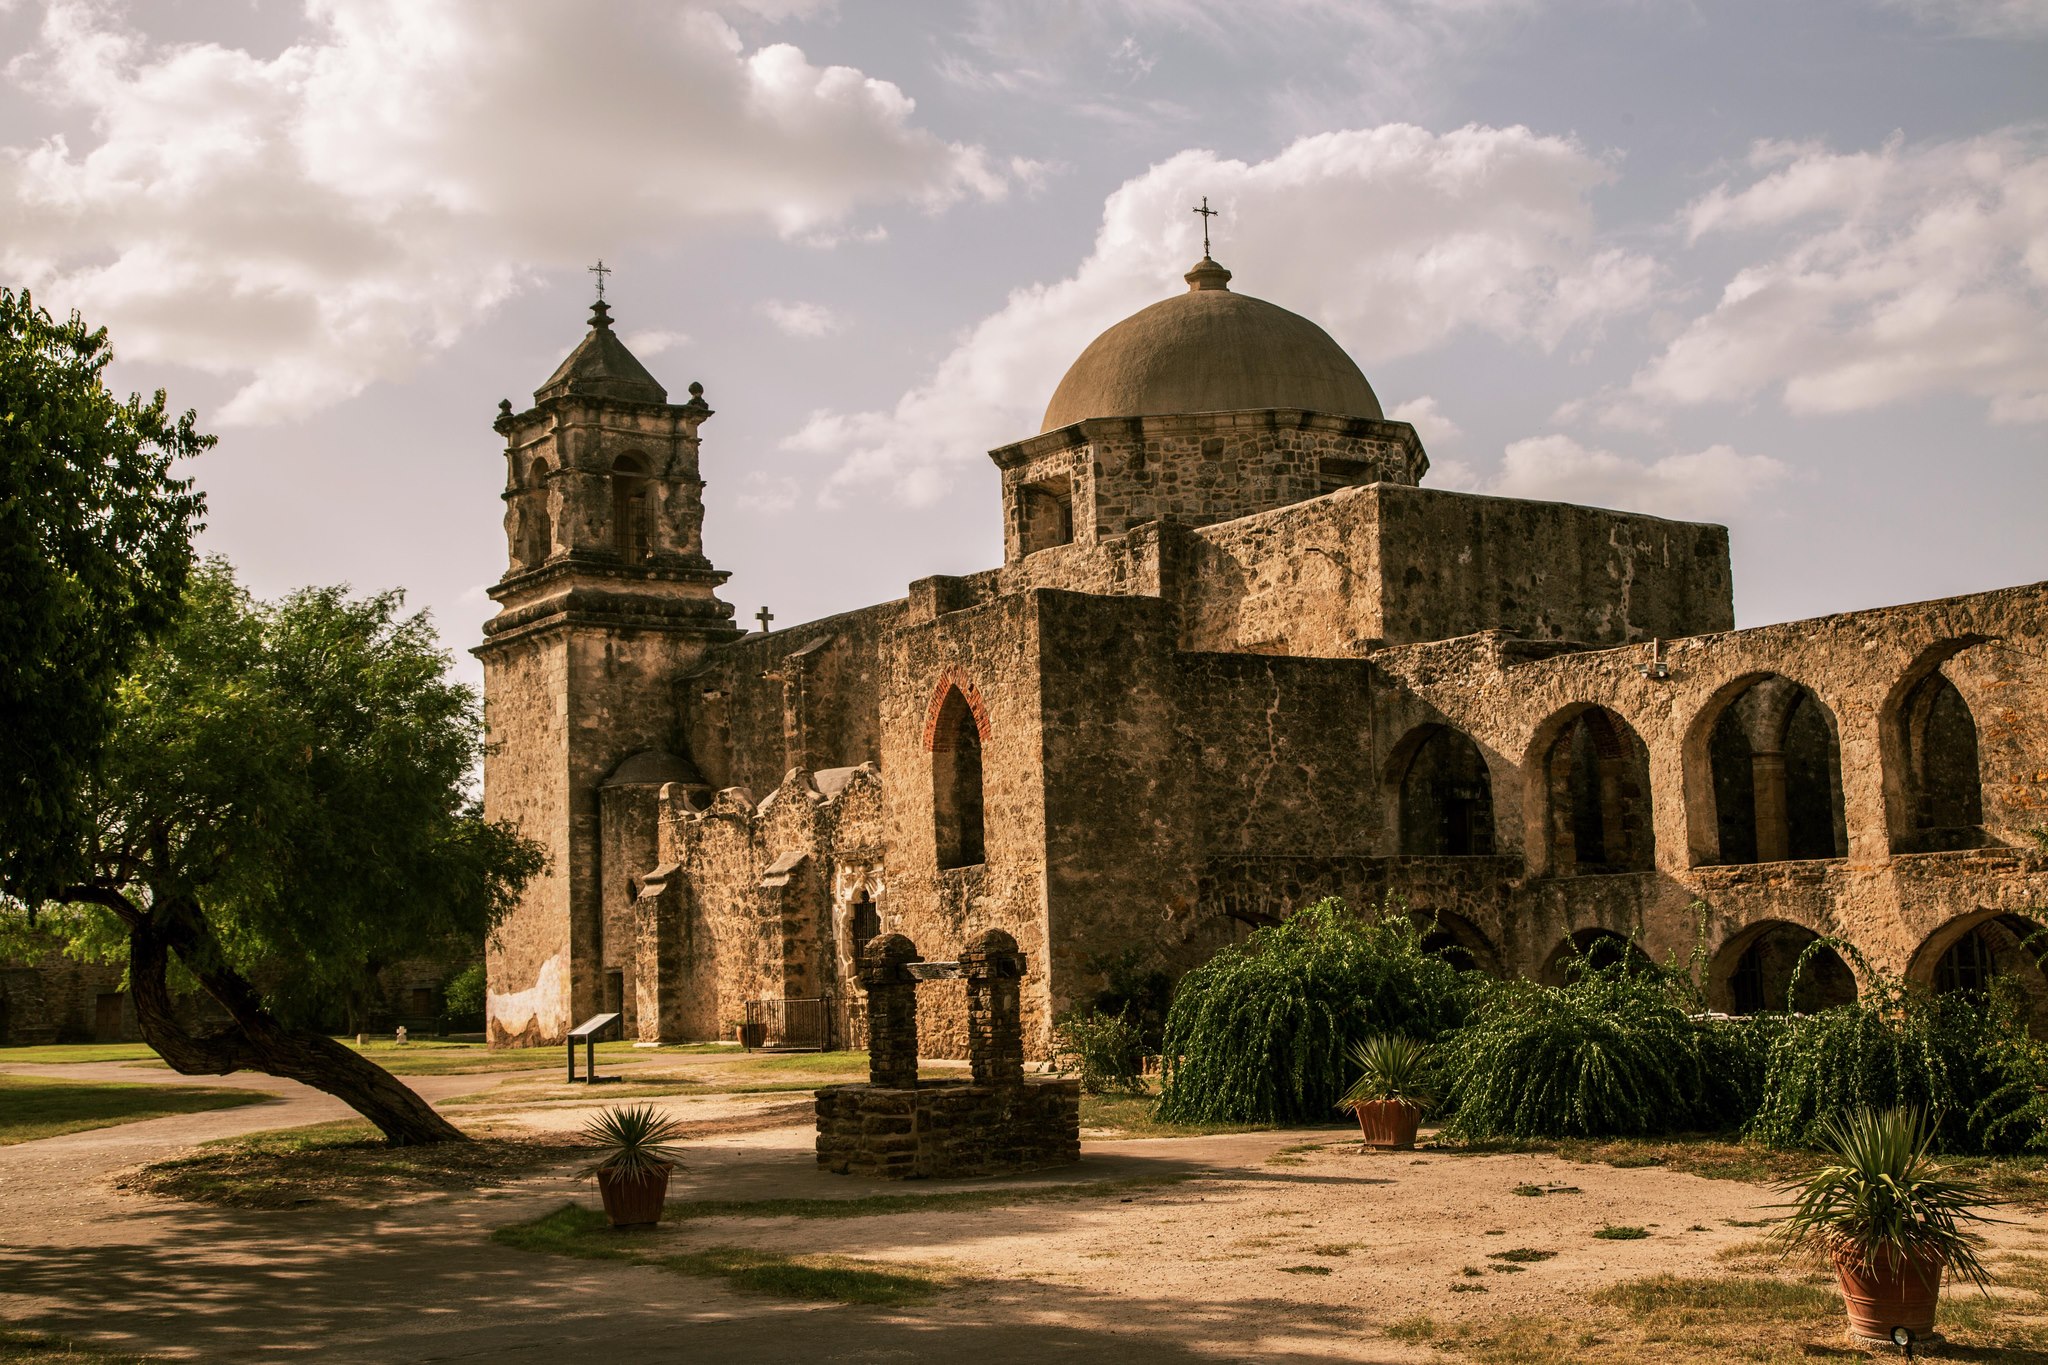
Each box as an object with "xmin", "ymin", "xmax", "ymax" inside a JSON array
[
  {"xmin": 443, "ymin": 961, "xmax": 487, "ymax": 1018},
  {"xmin": 55, "ymin": 559, "xmax": 545, "ymax": 1025},
  {"xmin": 0, "ymin": 288, "xmax": 210, "ymax": 902},
  {"xmin": 1339, "ymin": 1034, "xmax": 1433, "ymax": 1110},
  {"xmin": 1743, "ymin": 939, "xmax": 2033, "ymax": 1153},
  {"xmin": 1771, "ymin": 1106, "xmax": 1998, "ymax": 1289},
  {"xmin": 1051, "ymin": 1008, "xmax": 1147, "ymax": 1094},
  {"xmin": 1156, "ymin": 898, "xmax": 1470, "ymax": 1125},
  {"xmin": 1438, "ymin": 939, "xmax": 1769, "ymax": 1140},
  {"xmin": 580, "ymin": 1104, "xmax": 688, "ymax": 1178}
]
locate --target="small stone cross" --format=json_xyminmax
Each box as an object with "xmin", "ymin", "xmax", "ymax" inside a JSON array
[
  {"xmin": 1191, "ymin": 196, "xmax": 1218, "ymax": 256},
  {"xmin": 756, "ymin": 605, "xmax": 775, "ymax": 633},
  {"xmin": 588, "ymin": 259, "xmax": 611, "ymax": 301}
]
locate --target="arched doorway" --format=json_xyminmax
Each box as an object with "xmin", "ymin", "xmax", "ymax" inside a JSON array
[
  {"xmin": 1540, "ymin": 928, "xmax": 1655, "ymax": 985},
  {"xmin": 1538, "ymin": 707, "xmax": 1654, "ymax": 875},
  {"xmin": 1709, "ymin": 922, "xmax": 1856, "ymax": 1014},
  {"xmin": 1702, "ymin": 675, "xmax": 1845, "ymax": 864},
  {"xmin": 1920, "ymin": 913, "xmax": 2048, "ymax": 1033},
  {"xmin": 1891, "ymin": 663, "xmax": 1985, "ymax": 853},
  {"xmin": 1412, "ymin": 911, "xmax": 1501, "ymax": 975},
  {"xmin": 1395, "ymin": 725, "xmax": 1495, "ymax": 856}
]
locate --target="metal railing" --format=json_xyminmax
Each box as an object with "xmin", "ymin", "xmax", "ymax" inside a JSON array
[{"xmin": 741, "ymin": 995, "xmax": 835, "ymax": 1051}]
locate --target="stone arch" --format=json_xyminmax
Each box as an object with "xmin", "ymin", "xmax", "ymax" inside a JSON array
[
  {"xmin": 1388, "ymin": 723, "xmax": 1495, "ymax": 856},
  {"xmin": 1687, "ymin": 673, "xmax": 1845, "ymax": 866},
  {"xmin": 1528, "ymin": 704, "xmax": 1654, "ymax": 876},
  {"xmin": 1706, "ymin": 920, "xmax": 1857, "ymax": 1014},
  {"xmin": 1909, "ymin": 909, "xmax": 2048, "ymax": 1033},
  {"xmin": 1882, "ymin": 640, "xmax": 1990, "ymax": 854},
  {"xmin": 1538, "ymin": 928, "xmax": 1654, "ymax": 986},
  {"xmin": 611, "ymin": 453, "xmax": 650, "ymax": 563},
  {"xmin": 1411, "ymin": 910, "xmax": 1502, "ymax": 975},
  {"xmin": 929, "ymin": 684, "xmax": 986, "ymax": 870}
]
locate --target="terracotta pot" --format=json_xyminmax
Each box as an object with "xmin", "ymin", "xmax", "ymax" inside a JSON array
[
  {"xmin": 1831, "ymin": 1242, "xmax": 1944, "ymax": 1343},
  {"xmin": 595, "ymin": 1163, "xmax": 672, "ymax": 1228},
  {"xmin": 1351, "ymin": 1099, "xmax": 1424, "ymax": 1150}
]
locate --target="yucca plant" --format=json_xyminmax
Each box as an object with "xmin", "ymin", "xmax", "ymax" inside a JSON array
[
  {"xmin": 580, "ymin": 1104, "xmax": 689, "ymax": 1179},
  {"xmin": 1339, "ymin": 1035, "xmax": 1433, "ymax": 1111},
  {"xmin": 1772, "ymin": 1106, "xmax": 1998, "ymax": 1290}
]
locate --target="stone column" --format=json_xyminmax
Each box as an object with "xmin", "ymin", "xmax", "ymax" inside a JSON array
[
  {"xmin": 1752, "ymin": 752, "xmax": 1789, "ymax": 862},
  {"xmin": 961, "ymin": 928, "xmax": 1025, "ymax": 1089},
  {"xmin": 860, "ymin": 933, "xmax": 921, "ymax": 1089}
]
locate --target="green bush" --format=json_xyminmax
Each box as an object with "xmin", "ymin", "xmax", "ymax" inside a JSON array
[
  {"xmin": 443, "ymin": 961, "xmax": 486, "ymax": 1018},
  {"xmin": 1156, "ymin": 898, "xmax": 1470, "ymax": 1125},
  {"xmin": 1745, "ymin": 939, "xmax": 2041, "ymax": 1153},
  {"xmin": 1438, "ymin": 938, "xmax": 1770, "ymax": 1140},
  {"xmin": 1051, "ymin": 1009, "xmax": 1148, "ymax": 1095}
]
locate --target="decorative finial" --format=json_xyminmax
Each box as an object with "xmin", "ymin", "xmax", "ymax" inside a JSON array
[
  {"xmin": 1191, "ymin": 196, "xmax": 1218, "ymax": 258},
  {"xmin": 689, "ymin": 381, "xmax": 703, "ymax": 398},
  {"xmin": 588, "ymin": 258, "xmax": 611, "ymax": 302},
  {"xmin": 497, "ymin": 399, "xmax": 512, "ymax": 416}
]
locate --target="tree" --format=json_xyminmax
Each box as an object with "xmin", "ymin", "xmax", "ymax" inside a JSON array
[
  {"xmin": 0, "ymin": 289, "xmax": 210, "ymax": 904},
  {"xmin": 48, "ymin": 560, "xmax": 544, "ymax": 1145}
]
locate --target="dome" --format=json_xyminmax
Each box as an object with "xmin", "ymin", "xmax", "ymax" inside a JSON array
[
  {"xmin": 601, "ymin": 749, "xmax": 705, "ymax": 789},
  {"xmin": 1040, "ymin": 257, "xmax": 1381, "ymax": 433}
]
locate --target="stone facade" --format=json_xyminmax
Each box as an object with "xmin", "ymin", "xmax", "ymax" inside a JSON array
[{"xmin": 481, "ymin": 264, "xmax": 2048, "ymax": 1054}]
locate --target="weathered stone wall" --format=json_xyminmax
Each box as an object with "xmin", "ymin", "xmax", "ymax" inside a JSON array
[
  {"xmin": 681, "ymin": 601, "xmax": 905, "ymax": 794},
  {"xmin": 1180, "ymin": 484, "xmax": 1733, "ymax": 655},
  {"xmin": 991, "ymin": 411, "xmax": 1426, "ymax": 561},
  {"xmin": 814, "ymin": 1079, "xmax": 1082, "ymax": 1178}
]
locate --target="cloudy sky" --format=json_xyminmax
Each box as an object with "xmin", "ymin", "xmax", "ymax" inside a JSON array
[{"xmin": 4, "ymin": 0, "xmax": 2044, "ymax": 685}]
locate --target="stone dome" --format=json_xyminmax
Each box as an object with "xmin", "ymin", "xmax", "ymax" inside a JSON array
[{"xmin": 1040, "ymin": 257, "xmax": 1381, "ymax": 433}]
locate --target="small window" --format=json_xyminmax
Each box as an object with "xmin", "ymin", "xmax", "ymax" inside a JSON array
[
  {"xmin": 1018, "ymin": 478, "xmax": 1074, "ymax": 555},
  {"xmin": 612, "ymin": 455, "xmax": 651, "ymax": 563},
  {"xmin": 1319, "ymin": 456, "xmax": 1372, "ymax": 494},
  {"xmin": 850, "ymin": 897, "xmax": 880, "ymax": 962}
]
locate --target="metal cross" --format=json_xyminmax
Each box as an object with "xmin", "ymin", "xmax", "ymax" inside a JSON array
[
  {"xmin": 588, "ymin": 259, "xmax": 611, "ymax": 301},
  {"xmin": 1191, "ymin": 197, "xmax": 1218, "ymax": 256},
  {"xmin": 756, "ymin": 605, "xmax": 775, "ymax": 633}
]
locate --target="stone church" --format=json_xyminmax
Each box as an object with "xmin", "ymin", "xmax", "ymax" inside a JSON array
[{"xmin": 479, "ymin": 254, "xmax": 2048, "ymax": 1056}]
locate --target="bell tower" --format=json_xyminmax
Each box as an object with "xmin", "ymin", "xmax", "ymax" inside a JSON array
[{"xmin": 478, "ymin": 293, "xmax": 740, "ymax": 1046}]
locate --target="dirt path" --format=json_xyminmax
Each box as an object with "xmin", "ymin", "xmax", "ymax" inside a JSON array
[{"xmin": 8, "ymin": 1067, "xmax": 2041, "ymax": 1363}]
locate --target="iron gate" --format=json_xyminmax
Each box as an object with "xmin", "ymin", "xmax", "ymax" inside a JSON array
[{"xmin": 741, "ymin": 995, "xmax": 835, "ymax": 1051}]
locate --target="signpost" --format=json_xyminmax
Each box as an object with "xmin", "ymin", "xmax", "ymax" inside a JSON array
[{"xmin": 567, "ymin": 1012, "xmax": 623, "ymax": 1084}]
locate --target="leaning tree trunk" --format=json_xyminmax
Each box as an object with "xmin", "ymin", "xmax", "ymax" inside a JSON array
[{"xmin": 119, "ymin": 894, "xmax": 468, "ymax": 1146}]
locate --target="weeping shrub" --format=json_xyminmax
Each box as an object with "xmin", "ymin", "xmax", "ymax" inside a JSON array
[
  {"xmin": 1051, "ymin": 1008, "xmax": 1148, "ymax": 1095},
  {"xmin": 1746, "ymin": 937, "xmax": 2037, "ymax": 1153},
  {"xmin": 1438, "ymin": 935, "xmax": 1770, "ymax": 1140},
  {"xmin": 1156, "ymin": 898, "xmax": 1470, "ymax": 1125}
]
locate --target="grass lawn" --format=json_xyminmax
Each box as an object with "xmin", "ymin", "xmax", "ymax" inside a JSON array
[
  {"xmin": 115, "ymin": 1119, "xmax": 583, "ymax": 1209},
  {"xmin": 0, "ymin": 1043, "xmax": 166, "ymax": 1066},
  {"xmin": 1078, "ymin": 1088, "xmax": 1282, "ymax": 1139},
  {"xmin": 0, "ymin": 1328, "xmax": 158, "ymax": 1363},
  {"xmin": 0, "ymin": 1073, "xmax": 268, "ymax": 1145}
]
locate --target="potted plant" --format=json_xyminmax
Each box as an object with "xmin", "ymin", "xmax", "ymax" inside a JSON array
[
  {"xmin": 582, "ymin": 1104, "xmax": 688, "ymax": 1228},
  {"xmin": 1773, "ymin": 1106, "xmax": 1998, "ymax": 1346},
  {"xmin": 1339, "ymin": 1034, "xmax": 1433, "ymax": 1150}
]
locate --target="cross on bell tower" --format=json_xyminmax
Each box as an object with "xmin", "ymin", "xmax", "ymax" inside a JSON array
[{"xmin": 588, "ymin": 258, "xmax": 611, "ymax": 301}]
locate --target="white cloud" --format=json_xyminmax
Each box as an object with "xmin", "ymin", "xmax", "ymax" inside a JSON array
[
  {"xmin": 1630, "ymin": 128, "xmax": 2048, "ymax": 425},
  {"xmin": 0, "ymin": 0, "xmax": 1006, "ymax": 424},
  {"xmin": 787, "ymin": 124, "xmax": 1656, "ymax": 505},
  {"xmin": 1872, "ymin": 0, "xmax": 2048, "ymax": 36},
  {"xmin": 1386, "ymin": 394, "xmax": 1461, "ymax": 443},
  {"xmin": 622, "ymin": 328, "xmax": 689, "ymax": 357},
  {"xmin": 1487, "ymin": 435, "xmax": 1790, "ymax": 521},
  {"xmin": 736, "ymin": 472, "xmax": 804, "ymax": 512},
  {"xmin": 760, "ymin": 300, "xmax": 844, "ymax": 338}
]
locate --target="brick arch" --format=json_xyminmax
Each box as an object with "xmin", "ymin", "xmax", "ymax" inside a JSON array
[{"xmin": 923, "ymin": 673, "xmax": 991, "ymax": 752}]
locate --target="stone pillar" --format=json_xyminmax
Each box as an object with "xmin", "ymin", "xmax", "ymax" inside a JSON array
[
  {"xmin": 961, "ymin": 928, "xmax": 1025, "ymax": 1089},
  {"xmin": 860, "ymin": 933, "xmax": 921, "ymax": 1089},
  {"xmin": 1752, "ymin": 752, "xmax": 1789, "ymax": 863}
]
